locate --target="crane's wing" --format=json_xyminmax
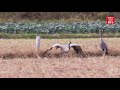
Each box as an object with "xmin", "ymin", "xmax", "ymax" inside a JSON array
[
  {"xmin": 70, "ymin": 44, "xmax": 80, "ymax": 47},
  {"xmin": 70, "ymin": 44, "xmax": 83, "ymax": 54},
  {"xmin": 52, "ymin": 43, "xmax": 61, "ymax": 47}
]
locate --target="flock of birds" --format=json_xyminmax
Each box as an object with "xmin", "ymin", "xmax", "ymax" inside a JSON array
[{"xmin": 42, "ymin": 30, "xmax": 108, "ymax": 57}]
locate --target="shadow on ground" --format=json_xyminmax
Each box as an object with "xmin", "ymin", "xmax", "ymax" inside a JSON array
[{"xmin": 0, "ymin": 49, "xmax": 120, "ymax": 59}]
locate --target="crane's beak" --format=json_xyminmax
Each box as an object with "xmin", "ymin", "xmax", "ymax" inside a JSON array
[{"xmin": 49, "ymin": 47, "xmax": 52, "ymax": 50}]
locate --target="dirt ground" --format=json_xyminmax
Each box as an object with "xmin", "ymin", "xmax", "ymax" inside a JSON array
[{"xmin": 0, "ymin": 56, "xmax": 120, "ymax": 78}]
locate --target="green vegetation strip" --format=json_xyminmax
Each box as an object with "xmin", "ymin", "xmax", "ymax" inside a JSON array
[{"xmin": 0, "ymin": 33, "xmax": 120, "ymax": 39}]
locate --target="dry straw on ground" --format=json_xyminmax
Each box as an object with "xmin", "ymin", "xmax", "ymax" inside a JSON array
[
  {"xmin": 0, "ymin": 57, "xmax": 120, "ymax": 78},
  {"xmin": 0, "ymin": 38, "xmax": 120, "ymax": 78}
]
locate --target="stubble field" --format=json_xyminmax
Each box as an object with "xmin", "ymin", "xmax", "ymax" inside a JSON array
[{"xmin": 0, "ymin": 38, "xmax": 120, "ymax": 78}]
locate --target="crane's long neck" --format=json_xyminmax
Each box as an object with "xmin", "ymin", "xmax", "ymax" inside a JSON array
[
  {"xmin": 100, "ymin": 30, "xmax": 103, "ymax": 39},
  {"xmin": 100, "ymin": 30, "xmax": 105, "ymax": 43},
  {"xmin": 100, "ymin": 33, "xmax": 103, "ymax": 40},
  {"xmin": 100, "ymin": 30, "xmax": 102, "ymax": 37}
]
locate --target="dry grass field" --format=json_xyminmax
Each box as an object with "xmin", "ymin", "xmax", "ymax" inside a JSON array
[{"xmin": 0, "ymin": 38, "xmax": 120, "ymax": 78}]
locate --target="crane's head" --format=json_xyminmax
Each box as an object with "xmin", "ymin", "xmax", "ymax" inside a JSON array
[
  {"xmin": 101, "ymin": 29, "xmax": 104, "ymax": 32},
  {"xmin": 99, "ymin": 29, "xmax": 104, "ymax": 38},
  {"xmin": 99, "ymin": 29, "xmax": 104, "ymax": 32}
]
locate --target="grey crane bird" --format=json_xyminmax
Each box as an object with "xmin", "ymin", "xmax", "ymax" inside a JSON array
[
  {"xmin": 43, "ymin": 42, "xmax": 83, "ymax": 57},
  {"xmin": 100, "ymin": 30, "xmax": 108, "ymax": 56}
]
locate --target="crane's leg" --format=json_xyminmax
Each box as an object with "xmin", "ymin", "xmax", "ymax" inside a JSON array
[
  {"xmin": 75, "ymin": 49, "xmax": 81, "ymax": 57},
  {"xmin": 77, "ymin": 52, "xmax": 81, "ymax": 57},
  {"xmin": 80, "ymin": 51, "xmax": 84, "ymax": 58},
  {"xmin": 60, "ymin": 52, "xmax": 63, "ymax": 58},
  {"xmin": 79, "ymin": 48, "xmax": 84, "ymax": 58},
  {"xmin": 103, "ymin": 49, "xmax": 107, "ymax": 57}
]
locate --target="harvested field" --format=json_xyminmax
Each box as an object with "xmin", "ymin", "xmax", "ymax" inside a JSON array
[
  {"xmin": 0, "ymin": 57, "xmax": 120, "ymax": 78},
  {"xmin": 0, "ymin": 38, "xmax": 120, "ymax": 78}
]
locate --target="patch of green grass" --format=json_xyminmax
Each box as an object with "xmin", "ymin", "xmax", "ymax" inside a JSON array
[{"xmin": 0, "ymin": 33, "xmax": 120, "ymax": 39}]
